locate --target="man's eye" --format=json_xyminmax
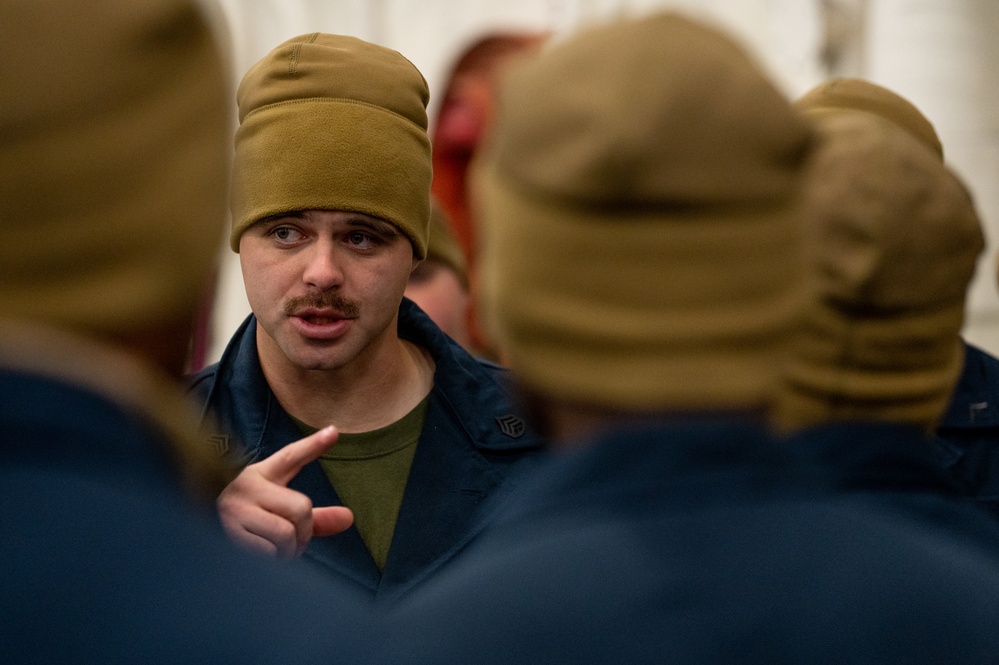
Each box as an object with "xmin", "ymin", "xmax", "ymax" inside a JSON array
[
  {"xmin": 271, "ymin": 227, "xmax": 303, "ymax": 243},
  {"xmin": 347, "ymin": 231, "xmax": 376, "ymax": 248}
]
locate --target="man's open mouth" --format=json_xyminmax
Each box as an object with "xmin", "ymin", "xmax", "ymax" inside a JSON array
[{"xmin": 301, "ymin": 313, "xmax": 342, "ymax": 325}]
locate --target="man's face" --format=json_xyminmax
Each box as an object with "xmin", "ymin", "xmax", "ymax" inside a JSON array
[{"xmin": 239, "ymin": 209, "xmax": 417, "ymax": 373}]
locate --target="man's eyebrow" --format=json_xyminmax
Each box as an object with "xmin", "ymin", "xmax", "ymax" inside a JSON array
[
  {"xmin": 252, "ymin": 210, "xmax": 399, "ymax": 235},
  {"xmin": 347, "ymin": 216, "xmax": 399, "ymax": 235},
  {"xmin": 256, "ymin": 211, "xmax": 305, "ymax": 225}
]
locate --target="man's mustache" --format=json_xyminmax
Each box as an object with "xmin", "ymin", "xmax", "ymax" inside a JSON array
[{"xmin": 284, "ymin": 292, "xmax": 360, "ymax": 317}]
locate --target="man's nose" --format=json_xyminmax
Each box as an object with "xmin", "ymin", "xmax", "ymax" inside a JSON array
[{"xmin": 302, "ymin": 242, "xmax": 344, "ymax": 290}]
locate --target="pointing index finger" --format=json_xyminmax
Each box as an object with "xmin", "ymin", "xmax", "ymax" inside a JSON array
[{"xmin": 256, "ymin": 425, "xmax": 338, "ymax": 486}]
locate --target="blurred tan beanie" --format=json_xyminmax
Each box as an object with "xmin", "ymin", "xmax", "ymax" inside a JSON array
[
  {"xmin": 427, "ymin": 198, "xmax": 468, "ymax": 286},
  {"xmin": 796, "ymin": 77, "xmax": 944, "ymax": 162},
  {"xmin": 230, "ymin": 33, "xmax": 432, "ymax": 258},
  {"xmin": 0, "ymin": 0, "xmax": 229, "ymax": 338},
  {"xmin": 474, "ymin": 12, "xmax": 814, "ymax": 411},
  {"xmin": 776, "ymin": 113, "xmax": 983, "ymax": 433}
]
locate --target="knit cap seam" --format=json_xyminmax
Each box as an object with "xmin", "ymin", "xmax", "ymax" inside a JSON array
[{"xmin": 242, "ymin": 96, "xmax": 425, "ymax": 131}]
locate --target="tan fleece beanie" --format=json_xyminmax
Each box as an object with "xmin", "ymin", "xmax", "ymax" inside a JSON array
[
  {"xmin": 473, "ymin": 13, "xmax": 813, "ymax": 411},
  {"xmin": 230, "ymin": 33, "xmax": 432, "ymax": 258},
  {"xmin": 795, "ymin": 77, "xmax": 944, "ymax": 162},
  {"xmin": 776, "ymin": 113, "xmax": 983, "ymax": 433},
  {"xmin": 0, "ymin": 0, "xmax": 229, "ymax": 338},
  {"xmin": 427, "ymin": 198, "xmax": 468, "ymax": 287}
]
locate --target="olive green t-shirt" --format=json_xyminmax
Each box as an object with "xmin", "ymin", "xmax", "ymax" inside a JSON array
[{"xmin": 295, "ymin": 395, "xmax": 429, "ymax": 571}]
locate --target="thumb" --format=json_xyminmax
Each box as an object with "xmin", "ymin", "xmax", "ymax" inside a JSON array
[{"xmin": 313, "ymin": 505, "xmax": 354, "ymax": 538}]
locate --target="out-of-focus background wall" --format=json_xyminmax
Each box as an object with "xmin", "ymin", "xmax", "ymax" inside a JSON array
[{"xmin": 204, "ymin": 0, "xmax": 999, "ymax": 364}]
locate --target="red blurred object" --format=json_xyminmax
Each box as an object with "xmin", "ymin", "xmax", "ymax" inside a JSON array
[{"xmin": 431, "ymin": 31, "xmax": 548, "ymax": 360}]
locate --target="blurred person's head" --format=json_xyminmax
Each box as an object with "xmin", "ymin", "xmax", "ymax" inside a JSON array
[
  {"xmin": 433, "ymin": 31, "xmax": 551, "ymax": 166},
  {"xmin": 776, "ymin": 101, "xmax": 983, "ymax": 434},
  {"xmin": 0, "ymin": 0, "xmax": 230, "ymax": 378},
  {"xmin": 406, "ymin": 198, "xmax": 471, "ymax": 348},
  {"xmin": 432, "ymin": 30, "xmax": 549, "ymax": 360},
  {"xmin": 471, "ymin": 13, "xmax": 814, "ymax": 443},
  {"xmin": 795, "ymin": 77, "xmax": 944, "ymax": 161},
  {"xmin": 0, "ymin": 0, "xmax": 232, "ymax": 497}
]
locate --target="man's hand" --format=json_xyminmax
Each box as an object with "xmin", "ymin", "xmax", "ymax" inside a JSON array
[{"xmin": 217, "ymin": 426, "xmax": 354, "ymax": 558}]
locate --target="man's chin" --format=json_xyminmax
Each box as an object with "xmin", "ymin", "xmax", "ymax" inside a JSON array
[{"xmin": 288, "ymin": 349, "xmax": 348, "ymax": 373}]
